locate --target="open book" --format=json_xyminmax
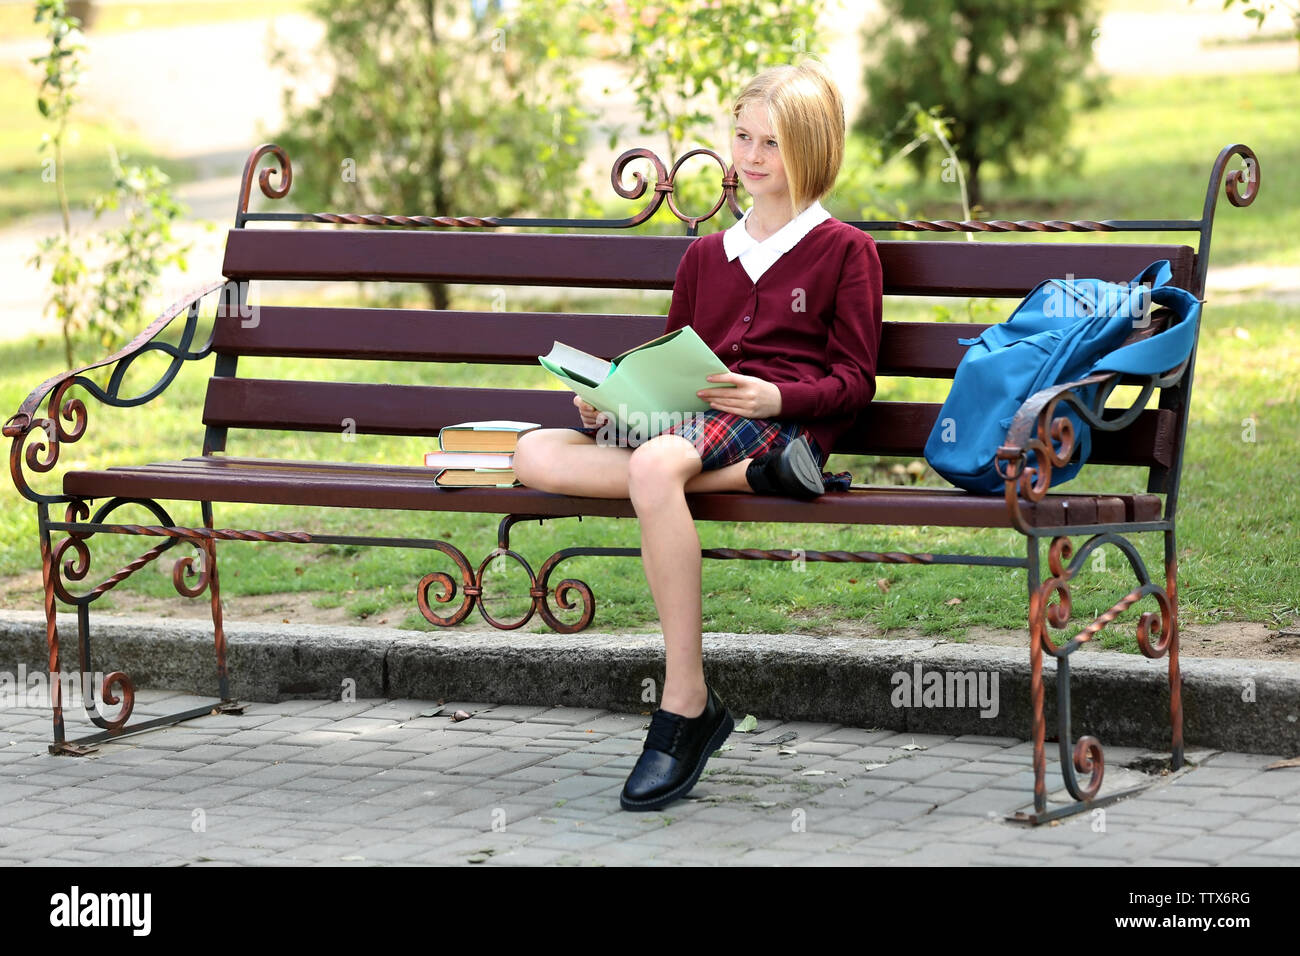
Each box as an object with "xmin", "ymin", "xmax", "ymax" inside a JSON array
[{"xmin": 538, "ymin": 326, "xmax": 733, "ymax": 439}]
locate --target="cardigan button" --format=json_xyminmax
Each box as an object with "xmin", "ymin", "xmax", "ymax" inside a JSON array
[
  {"xmin": 731, "ymin": 344, "xmax": 739, "ymax": 352},
  {"xmin": 743, "ymin": 315, "xmax": 751, "ymax": 323}
]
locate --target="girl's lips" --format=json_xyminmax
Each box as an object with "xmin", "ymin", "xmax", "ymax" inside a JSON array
[{"xmin": 743, "ymin": 170, "xmax": 767, "ymax": 180}]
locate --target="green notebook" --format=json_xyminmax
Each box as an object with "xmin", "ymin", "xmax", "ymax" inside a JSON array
[{"xmin": 538, "ymin": 327, "xmax": 734, "ymax": 439}]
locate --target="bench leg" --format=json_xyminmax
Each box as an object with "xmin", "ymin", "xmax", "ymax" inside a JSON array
[
  {"xmin": 37, "ymin": 504, "xmax": 70, "ymax": 750},
  {"xmin": 39, "ymin": 497, "xmax": 236, "ymax": 752},
  {"xmin": 201, "ymin": 501, "xmax": 232, "ymax": 702},
  {"xmin": 1027, "ymin": 536, "xmax": 1048, "ymax": 815},
  {"xmin": 1166, "ymin": 529, "xmax": 1184, "ymax": 771},
  {"xmin": 1019, "ymin": 532, "xmax": 1180, "ymax": 823}
]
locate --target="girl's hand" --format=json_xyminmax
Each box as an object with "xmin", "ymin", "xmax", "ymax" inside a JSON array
[
  {"xmin": 697, "ymin": 372, "xmax": 782, "ymax": 419},
  {"xmin": 574, "ymin": 394, "xmax": 608, "ymax": 429}
]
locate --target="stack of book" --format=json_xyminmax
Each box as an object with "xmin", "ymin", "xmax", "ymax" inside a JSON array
[{"xmin": 424, "ymin": 421, "xmax": 540, "ymax": 487}]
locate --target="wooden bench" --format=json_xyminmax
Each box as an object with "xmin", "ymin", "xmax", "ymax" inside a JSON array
[{"xmin": 4, "ymin": 142, "xmax": 1259, "ymax": 823}]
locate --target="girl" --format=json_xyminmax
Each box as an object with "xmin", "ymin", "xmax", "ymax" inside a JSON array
[{"xmin": 512, "ymin": 58, "xmax": 883, "ymax": 811}]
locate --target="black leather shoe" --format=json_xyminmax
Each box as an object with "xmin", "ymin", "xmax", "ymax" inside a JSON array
[
  {"xmin": 620, "ymin": 685, "xmax": 734, "ymax": 811},
  {"xmin": 746, "ymin": 434, "xmax": 823, "ymax": 499}
]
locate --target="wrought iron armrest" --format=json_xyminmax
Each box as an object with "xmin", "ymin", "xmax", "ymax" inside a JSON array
[
  {"xmin": 994, "ymin": 361, "xmax": 1189, "ymax": 530},
  {"xmin": 4, "ymin": 279, "xmax": 229, "ymax": 503}
]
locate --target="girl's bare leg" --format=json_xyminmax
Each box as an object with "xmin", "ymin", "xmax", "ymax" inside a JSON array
[
  {"xmin": 514, "ymin": 428, "xmax": 753, "ymax": 497},
  {"xmin": 512, "ymin": 429, "xmax": 635, "ymax": 498},
  {"xmin": 625, "ymin": 435, "xmax": 729, "ymax": 718},
  {"xmin": 514, "ymin": 428, "xmax": 755, "ymax": 719}
]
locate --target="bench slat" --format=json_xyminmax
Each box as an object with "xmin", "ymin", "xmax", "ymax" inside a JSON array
[
  {"xmin": 839, "ymin": 401, "xmax": 1175, "ymax": 467},
  {"xmin": 201, "ymin": 379, "xmax": 1175, "ymax": 466},
  {"xmin": 214, "ymin": 306, "xmax": 987, "ymax": 377},
  {"xmin": 62, "ymin": 457, "xmax": 1164, "ymax": 528},
  {"xmin": 202, "ymin": 378, "xmax": 579, "ymax": 437},
  {"xmin": 882, "ymin": 241, "xmax": 1198, "ymax": 297},
  {"xmin": 222, "ymin": 229, "xmax": 1197, "ymax": 297},
  {"xmin": 213, "ymin": 307, "xmax": 670, "ymax": 365}
]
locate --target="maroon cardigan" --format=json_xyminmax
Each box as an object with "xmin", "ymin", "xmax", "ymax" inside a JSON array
[{"xmin": 664, "ymin": 218, "xmax": 884, "ymax": 462}]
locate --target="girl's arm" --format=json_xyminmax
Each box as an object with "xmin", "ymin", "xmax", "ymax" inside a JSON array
[
  {"xmin": 663, "ymin": 238, "xmax": 698, "ymax": 335},
  {"xmin": 769, "ymin": 234, "xmax": 883, "ymax": 421}
]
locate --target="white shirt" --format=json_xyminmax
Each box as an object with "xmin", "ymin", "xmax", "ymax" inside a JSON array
[{"xmin": 722, "ymin": 199, "xmax": 833, "ymax": 284}]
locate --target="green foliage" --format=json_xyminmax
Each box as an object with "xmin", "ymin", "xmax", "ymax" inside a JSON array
[
  {"xmin": 27, "ymin": 0, "xmax": 194, "ymax": 368},
  {"xmin": 264, "ymin": 0, "xmax": 598, "ymax": 307},
  {"xmin": 31, "ymin": 0, "xmax": 85, "ymax": 131},
  {"xmin": 83, "ymin": 146, "xmax": 195, "ymax": 354},
  {"xmin": 590, "ymin": 0, "xmax": 823, "ymax": 166},
  {"xmin": 584, "ymin": 0, "xmax": 916, "ymax": 239},
  {"xmin": 830, "ymin": 133, "xmax": 909, "ymax": 224},
  {"xmin": 834, "ymin": 104, "xmax": 965, "ymax": 241},
  {"xmin": 855, "ymin": 0, "xmax": 1108, "ymax": 208},
  {"xmin": 30, "ymin": 0, "xmax": 86, "ymax": 367}
]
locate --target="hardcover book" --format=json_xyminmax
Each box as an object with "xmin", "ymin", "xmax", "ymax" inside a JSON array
[{"xmin": 437, "ymin": 420, "xmax": 540, "ymax": 453}]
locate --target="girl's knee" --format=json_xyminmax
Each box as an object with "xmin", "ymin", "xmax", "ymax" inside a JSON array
[{"xmin": 627, "ymin": 436, "xmax": 701, "ymax": 501}]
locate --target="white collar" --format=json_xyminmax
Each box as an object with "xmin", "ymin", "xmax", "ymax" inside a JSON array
[
  {"xmin": 723, "ymin": 200, "xmax": 831, "ymax": 260},
  {"xmin": 722, "ymin": 200, "xmax": 831, "ymax": 283}
]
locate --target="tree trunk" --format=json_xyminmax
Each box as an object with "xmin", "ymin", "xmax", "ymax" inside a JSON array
[
  {"xmin": 424, "ymin": 0, "xmax": 450, "ymax": 314},
  {"xmin": 426, "ymin": 281, "xmax": 449, "ymax": 312}
]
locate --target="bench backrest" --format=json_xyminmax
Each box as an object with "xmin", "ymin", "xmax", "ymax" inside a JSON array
[{"xmin": 206, "ymin": 142, "xmax": 1258, "ymax": 498}]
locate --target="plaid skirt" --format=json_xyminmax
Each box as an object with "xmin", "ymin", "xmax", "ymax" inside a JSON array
[{"xmin": 571, "ymin": 410, "xmax": 825, "ymax": 473}]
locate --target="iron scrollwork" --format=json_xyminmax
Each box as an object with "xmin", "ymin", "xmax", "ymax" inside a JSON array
[
  {"xmin": 1029, "ymin": 533, "xmax": 1177, "ymax": 807},
  {"xmin": 412, "ymin": 523, "xmax": 597, "ymax": 634},
  {"xmin": 996, "ymin": 360, "xmax": 1189, "ymax": 533},
  {"xmin": 4, "ymin": 279, "xmax": 227, "ymax": 504},
  {"xmin": 237, "ymin": 142, "xmax": 747, "ymax": 232}
]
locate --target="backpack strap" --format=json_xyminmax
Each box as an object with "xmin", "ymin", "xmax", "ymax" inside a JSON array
[
  {"xmin": 1089, "ymin": 285, "xmax": 1201, "ymax": 377},
  {"xmin": 1134, "ymin": 259, "xmax": 1174, "ymax": 291}
]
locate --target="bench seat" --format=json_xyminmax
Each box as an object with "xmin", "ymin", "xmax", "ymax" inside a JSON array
[{"xmin": 63, "ymin": 456, "xmax": 1163, "ymax": 528}]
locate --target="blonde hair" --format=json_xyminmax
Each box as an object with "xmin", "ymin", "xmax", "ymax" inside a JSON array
[{"xmin": 732, "ymin": 58, "xmax": 845, "ymax": 220}]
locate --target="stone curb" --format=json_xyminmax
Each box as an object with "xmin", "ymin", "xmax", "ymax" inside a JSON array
[{"xmin": 0, "ymin": 610, "xmax": 1296, "ymax": 753}]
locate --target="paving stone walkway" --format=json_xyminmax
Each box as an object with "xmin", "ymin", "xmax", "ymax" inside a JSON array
[{"xmin": 1, "ymin": 692, "xmax": 1297, "ymax": 866}]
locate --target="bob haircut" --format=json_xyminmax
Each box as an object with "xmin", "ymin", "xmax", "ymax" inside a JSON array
[{"xmin": 732, "ymin": 57, "xmax": 845, "ymax": 221}]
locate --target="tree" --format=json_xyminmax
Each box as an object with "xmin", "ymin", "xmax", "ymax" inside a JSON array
[
  {"xmin": 855, "ymin": 0, "xmax": 1107, "ymax": 209},
  {"xmin": 266, "ymin": 0, "xmax": 597, "ymax": 310},
  {"xmin": 589, "ymin": 0, "xmax": 823, "ymax": 229},
  {"xmin": 593, "ymin": 0, "xmax": 823, "ymax": 167},
  {"xmin": 29, "ymin": 0, "xmax": 192, "ymax": 368}
]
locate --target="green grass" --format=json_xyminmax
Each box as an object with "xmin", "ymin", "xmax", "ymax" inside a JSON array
[
  {"xmin": 0, "ymin": 63, "xmax": 200, "ymax": 228},
  {"xmin": 0, "ymin": 284, "xmax": 1295, "ymax": 648},
  {"xmin": 857, "ymin": 71, "xmax": 1300, "ymax": 270}
]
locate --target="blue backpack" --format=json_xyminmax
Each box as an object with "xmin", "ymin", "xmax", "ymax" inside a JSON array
[{"xmin": 923, "ymin": 260, "xmax": 1201, "ymax": 494}]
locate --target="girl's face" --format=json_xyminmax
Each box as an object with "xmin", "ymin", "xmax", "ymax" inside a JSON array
[{"xmin": 732, "ymin": 102, "xmax": 789, "ymax": 203}]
